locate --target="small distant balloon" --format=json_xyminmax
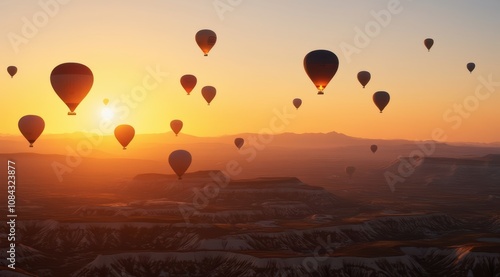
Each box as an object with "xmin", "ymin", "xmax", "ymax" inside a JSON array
[
  {"xmin": 303, "ymin": 50, "xmax": 339, "ymax": 95},
  {"xmin": 114, "ymin": 124, "xmax": 135, "ymax": 150},
  {"xmin": 345, "ymin": 166, "xmax": 356, "ymax": 179},
  {"xmin": 424, "ymin": 38, "xmax": 434, "ymax": 52},
  {"xmin": 293, "ymin": 98, "xmax": 302, "ymax": 109},
  {"xmin": 180, "ymin": 75, "xmax": 197, "ymax": 95},
  {"xmin": 195, "ymin": 29, "xmax": 217, "ymax": 56},
  {"xmin": 201, "ymin": 86, "xmax": 216, "ymax": 105},
  {"xmin": 373, "ymin": 91, "xmax": 390, "ymax": 113},
  {"xmin": 18, "ymin": 115, "xmax": 45, "ymax": 147},
  {"xmin": 467, "ymin": 62, "xmax": 475, "ymax": 73},
  {"xmin": 169, "ymin": 150, "xmax": 192, "ymax": 180},
  {"xmin": 170, "ymin": 120, "xmax": 183, "ymax": 136},
  {"xmin": 370, "ymin": 145, "xmax": 378, "ymax": 153},
  {"xmin": 234, "ymin": 138, "xmax": 244, "ymax": 149},
  {"xmin": 7, "ymin": 66, "xmax": 17, "ymax": 78},
  {"xmin": 103, "ymin": 98, "xmax": 109, "ymax": 105},
  {"xmin": 50, "ymin": 62, "xmax": 94, "ymax": 115},
  {"xmin": 357, "ymin": 71, "xmax": 371, "ymax": 88}
]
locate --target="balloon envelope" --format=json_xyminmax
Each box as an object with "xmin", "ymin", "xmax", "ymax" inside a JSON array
[
  {"xmin": 345, "ymin": 166, "xmax": 356, "ymax": 178},
  {"xmin": 370, "ymin": 145, "xmax": 378, "ymax": 153},
  {"xmin": 303, "ymin": 50, "xmax": 339, "ymax": 95},
  {"xmin": 195, "ymin": 29, "xmax": 217, "ymax": 56},
  {"xmin": 293, "ymin": 98, "xmax": 302, "ymax": 109},
  {"xmin": 114, "ymin": 124, "xmax": 135, "ymax": 150},
  {"xmin": 467, "ymin": 62, "xmax": 475, "ymax": 73},
  {"xmin": 180, "ymin": 75, "xmax": 197, "ymax": 95},
  {"xmin": 170, "ymin": 120, "xmax": 183, "ymax": 136},
  {"xmin": 234, "ymin": 138, "xmax": 244, "ymax": 149},
  {"xmin": 7, "ymin": 66, "xmax": 17, "ymax": 78},
  {"xmin": 18, "ymin": 115, "xmax": 45, "ymax": 147},
  {"xmin": 50, "ymin": 62, "xmax": 94, "ymax": 115},
  {"xmin": 357, "ymin": 71, "xmax": 371, "ymax": 88},
  {"xmin": 169, "ymin": 150, "xmax": 192, "ymax": 179},
  {"xmin": 201, "ymin": 86, "xmax": 216, "ymax": 105},
  {"xmin": 373, "ymin": 91, "xmax": 390, "ymax": 113},
  {"xmin": 103, "ymin": 98, "xmax": 109, "ymax": 105},
  {"xmin": 424, "ymin": 38, "xmax": 434, "ymax": 51}
]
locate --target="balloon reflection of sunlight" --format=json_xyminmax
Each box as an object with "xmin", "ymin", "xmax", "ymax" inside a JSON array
[{"xmin": 101, "ymin": 107, "xmax": 114, "ymax": 120}]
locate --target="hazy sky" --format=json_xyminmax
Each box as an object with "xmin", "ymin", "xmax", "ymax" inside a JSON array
[{"xmin": 1, "ymin": 1, "xmax": 500, "ymax": 142}]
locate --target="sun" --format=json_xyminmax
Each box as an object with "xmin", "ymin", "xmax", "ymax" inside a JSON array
[{"xmin": 101, "ymin": 107, "xmax": 114, "ymax": 120}]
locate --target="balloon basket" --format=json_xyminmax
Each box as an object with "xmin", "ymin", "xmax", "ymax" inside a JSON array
[
  {"xmin": 68, "ymin": 112, "xmax": 76, "ymax": 115},
  {"xmin": 317, "ymin": 91, "xmax": 324, "ymax": 95}
]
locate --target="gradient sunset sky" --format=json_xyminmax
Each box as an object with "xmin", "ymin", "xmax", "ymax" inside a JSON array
[{"xmin": 1, "ymin": 1, "xmax": 500, "ymax": 142}]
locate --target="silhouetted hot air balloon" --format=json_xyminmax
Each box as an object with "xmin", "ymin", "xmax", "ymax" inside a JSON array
[
  {"xmin": 114, "ymin": 124, "xmax": 135, "ymax": 150},
  {"xmin": 424, "ymin": 38, "xmax": 434, "ymax": 52},
  {"xmin": 234, "ymin": 138, "xmax": 244, "ymax": 149},
  {"xmin": 170, "ymin": 120, "xmax": 183, "ymax": 136},
  {"xmin": 169, "ymin": 150, "xmax": 192, "ymax": 180},
  {"xmin": 370, "ymin": 145, "xmax": 378, "ymax": 153},
  {"xmin": 202, "ymin": 86, "xmax": 216, "ymax": 105},
  {"xmin": 293, "ymin": 98, "xmax": 302, "ymax": 109},
  {"xmin": 180, "ymin": 74, "xmax": 197, "ymax": 95},
  {"xmin": 303, "ymin": 50, "xmax": 339, "ymax": 95},
  {"xmin": 18, "ymin": 115, "xmax": 45, "ymax": 147},
  {"xmin": 7, "ymin": 66, "xmax": 17, "ymax": 78},
  {"xmin": 103, "ymin": 98, "xmax": 109, "ymax": 106},
  {"xmin": 345, "ymin": 166, "xmax": 356, "ymax": 179},
  {"xmin": 50, "ymin": 62, "xmax": 94, "ymax": 115},
  {"xmin": 467, "ymin": 62, "xmax": 475, "ymax": 73},
  {"xmin": 195, "ymin": 29, "xmax": 217, "ymax": 56},
  {"xmin": 373, "ymin": 91, "xmax": 390, "ymax": 113},
  {"xmin": 357, "ymin": 71, "xmax": 371, "ymax": 88}
]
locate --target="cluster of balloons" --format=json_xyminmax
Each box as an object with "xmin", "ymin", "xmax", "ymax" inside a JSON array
[
  {"xmin": 302, "ymin": 50, "xmax": 391, "ymax": 113},
  {"xmin": 15, "ymin": 34, "xmax": 481, "ymax": 181}
]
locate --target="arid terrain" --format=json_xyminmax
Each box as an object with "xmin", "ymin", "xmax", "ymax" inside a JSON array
[{"xmin": 1, "ymin": 132, "xmax": 499, "ymax": 276}]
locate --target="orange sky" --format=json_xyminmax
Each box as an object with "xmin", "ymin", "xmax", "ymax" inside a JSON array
[{"xmin": 1, "ymin": 1, "xmax": 500, "ymax": 142}]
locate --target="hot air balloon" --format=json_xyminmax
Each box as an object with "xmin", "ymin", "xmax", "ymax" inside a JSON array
[
  {"xmin": 103, "ymin": 98, "xmax": 109, "ymax": 105},
  {"xmin": 201, "ymin": 86, "xmax": 216, "ymax": 105},
  {"xmin": 373, "ymin": 91, "xmax": 390, "ymax": 113},
  {"xmin": 370, "ymin": 145, "xmax": 378, "ymax": 153},
  {"xmin": 180, "ymin": 74, "xmax": 197, "ymax": 95},
  {"xmin": 234, "ymin": 138, "xmax": 244, "ymax": 149},
  {"xmin": 345, "ymin": 166, "xmax": 356, "ymax": 179},
  {"xmin": 293, "ymin": 98, "xmax": 302, "ymax": 109},
  {"xmin": 424, "ymin": 38, "xmax": 434, "ymax": 52},
  {"xmin": 467, "ymin": 62, "xmax": 475, "ymax": 73},
  {"xmin": 50, "ymin": 62, "xmax": 94, "ymax": 115},
  {"xmin": 114, "ymin": 124, "xmax": 135, "ymax": 150},
  {"xmin": 18, "ymin": 115, "xmax": 45, "ymax": 147},
  {"xmin": 357, "ymin": 71, "xmax": 371, "ymax": 88},
  {"xmin": 170, "ymin": 120, "xmax": 183, "ymax": 136},
  {"xmin": 303, "ymin": 50, "xmax": 339, "ymax": 95},
  {"xmin": 169, "ymin": 150, "xmax": 192, "ymax": 180},
  {"xmin": 195, "ymin": 29, "xmax": 217, "ymax": 56},
  {"xmin": 7, "ymin": 66, "xmax": 17, "ymax": 78}
]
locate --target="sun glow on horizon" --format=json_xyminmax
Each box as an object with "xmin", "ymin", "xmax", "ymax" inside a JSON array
[{"xmin": 101, "ymin": 107, "xmax": 114, "ymax": 121}]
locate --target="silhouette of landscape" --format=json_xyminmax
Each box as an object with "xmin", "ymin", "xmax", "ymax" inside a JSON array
[{"xmin": 1, "ymin": 133, "xmax": 499, "ymax": 276}]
